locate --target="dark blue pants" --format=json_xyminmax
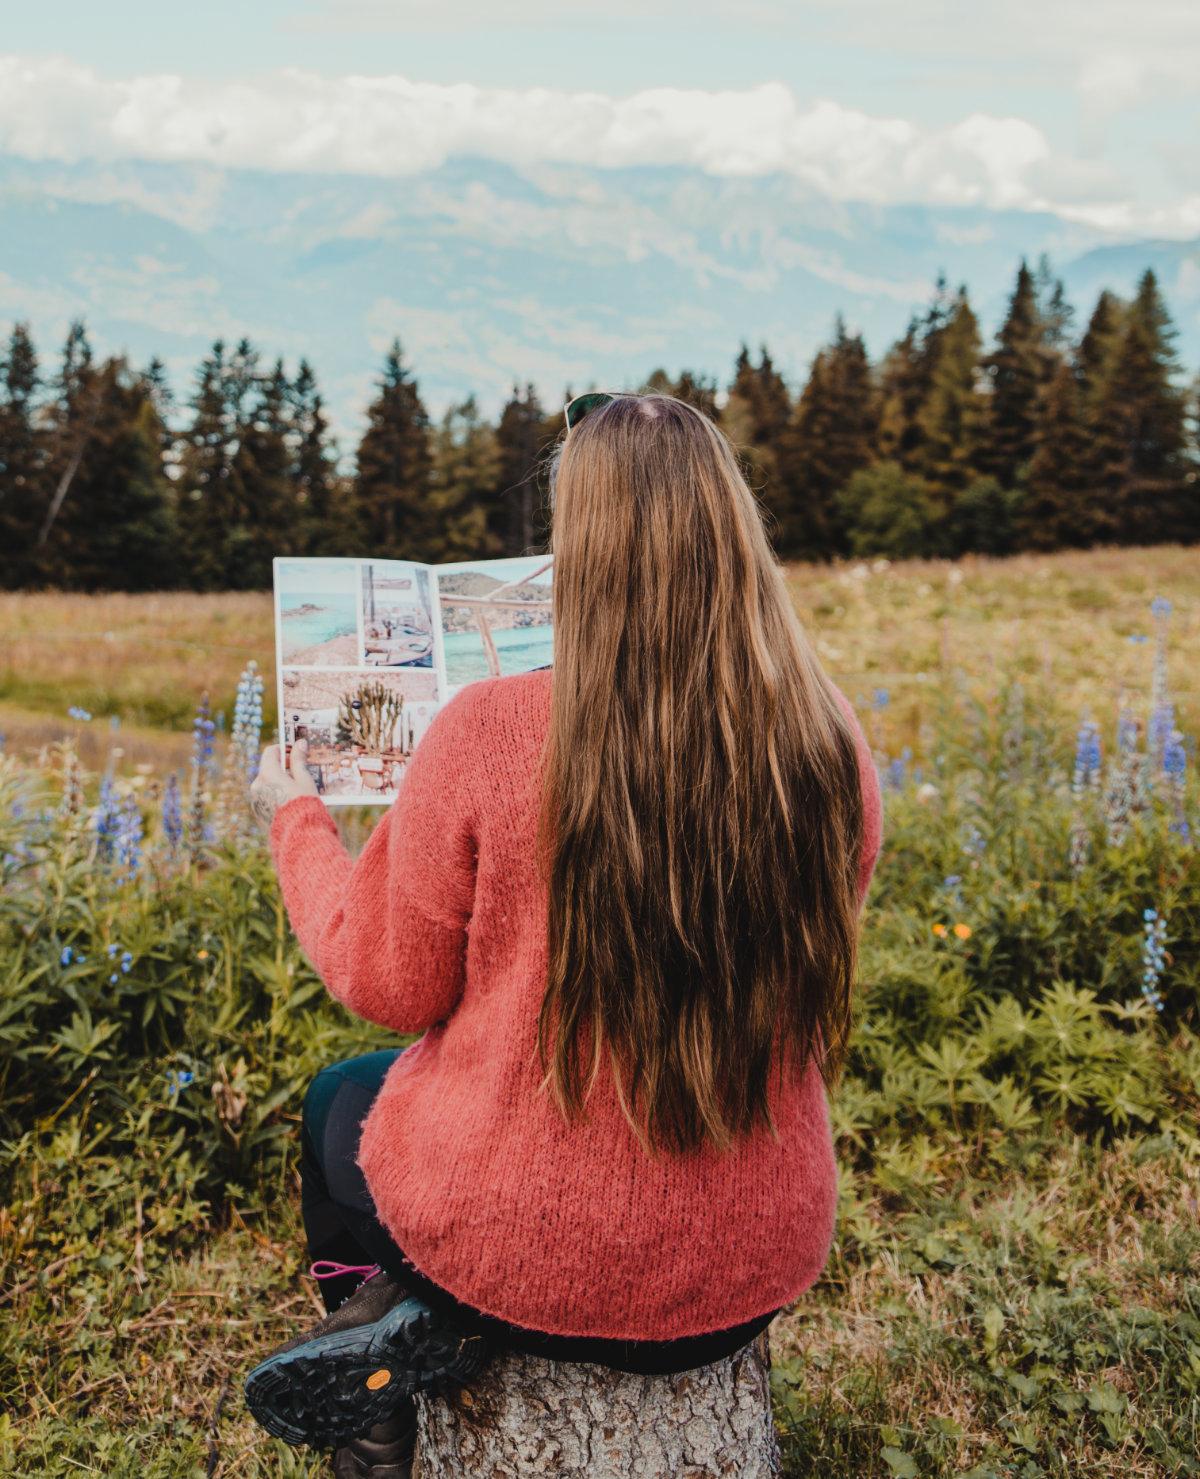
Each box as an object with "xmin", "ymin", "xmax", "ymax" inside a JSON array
[{"xmin": 299, "ymin": 1050, "xmax": 777, "ymax": 1375}]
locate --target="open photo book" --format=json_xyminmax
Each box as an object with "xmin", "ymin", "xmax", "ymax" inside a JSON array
[{"xmin": 273, "ymin": 554, "xmax": 553, "ymax": 805}]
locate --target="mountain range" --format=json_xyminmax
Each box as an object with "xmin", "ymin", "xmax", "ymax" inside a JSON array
[{"xmin": 1, "ymin": 154, "xmax": 1197, "ymax": 449}]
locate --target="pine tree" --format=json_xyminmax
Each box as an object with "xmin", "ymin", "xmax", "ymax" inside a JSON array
[
  {"xmin": 640, "ymin": 368, "xmax": 720, "ymax": 420},
  {"xmin": 1092, "ymin": 270, "xmax": 1196, "ymax": 544},
  {"xmin": 0, "ymin": 323, "xmax": 43, "ymax": 588},
  {"xmin": 876, "ymin": 275, "xmax": 957, "ymax": 473},
  {"xmin": 34, "ymin": 321, "xmax": 103, "ymax": 584},
  {"xmin": 722, "ymin": 345, "xmax": 797, "ymax": 551},
  {"xmin": 1021, "ymin": 360, "xmax": 1093, "ymax": 550},
  {"xmin": 492, "ymin": 384, "xmax": 555, "ymax": 556},
  {"xmin": 426, "ymin": 396, "xmax": 498, "ymax": 562},
  {"xmin": 178, "ymin": 342, "xmax": 239, "ymax": 590},
  {"xmin": 985, "ymin": 261, "xmax": 1051, "ymax": 487},
  {"xmin": 290, "ymin": 359, "xmax": 339, "ymax": 553},
  {"xmin": 914, "ymin": 288, "xmax": 988, "ymax": 505},
  {"xmin": 39, "ymin": 359, "xmax": 178, "ymax": 590},
  {"xmin": 229, "ymin": 357, "xmax": 293, "ymax": 585},
  {"xmin": 354, "ymin": 340, "xmax": 435, "ymax": 561},
  {"xmin": 786, "ymin": 318, "xmax": 877, "ymax": 557}
]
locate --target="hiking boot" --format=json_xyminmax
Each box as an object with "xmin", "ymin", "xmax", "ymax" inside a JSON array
[
  {"xmin": 331, "ymin": 1403, "xmax": 417, "ymax": 1477},
  {"xmin": 246, "ymin": 1270, "xmax": 489, "ymax": 1448}
]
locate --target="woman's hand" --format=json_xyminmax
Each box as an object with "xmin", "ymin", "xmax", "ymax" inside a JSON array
[{"xmin": 250, "ymin": 740, "xmax": 319, "ymax": 829}]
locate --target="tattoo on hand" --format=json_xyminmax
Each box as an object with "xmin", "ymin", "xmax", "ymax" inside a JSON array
[{"xmin": 251, "ymin": 782, "xmax": 293, "ymax": 828}]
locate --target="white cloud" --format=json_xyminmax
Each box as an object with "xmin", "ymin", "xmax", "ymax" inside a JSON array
[{"xmin": 0, "ymin": 54, "xmax": 1194, "ymax": 235}]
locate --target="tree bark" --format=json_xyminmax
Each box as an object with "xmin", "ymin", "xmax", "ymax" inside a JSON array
[{"xmin": 412, "ymin": 1333, "xmax": 778, "ymax": 1478}]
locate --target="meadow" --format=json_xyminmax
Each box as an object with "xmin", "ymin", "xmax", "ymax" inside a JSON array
[{"xmin": 1, "ymin": 545, "xmax": 1198, "ymax": 1478}]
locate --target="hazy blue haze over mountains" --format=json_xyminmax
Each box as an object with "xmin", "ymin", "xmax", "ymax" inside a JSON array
[{"xmin": 2, "ymin": 154, "xmax": 1197, "ymax": 450}]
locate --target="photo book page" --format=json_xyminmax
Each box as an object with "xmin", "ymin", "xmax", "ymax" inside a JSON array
[{"xmin": 273, "ymin": 554, "xmax": 553, "ymax": 805}]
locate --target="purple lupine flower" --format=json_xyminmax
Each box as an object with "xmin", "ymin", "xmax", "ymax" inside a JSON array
[
  {"xmin": 93, "ymin": 779, "xmax": 121, "ymax": 862},
  {"xmin": 1163, "ymin": 731, "xmax": 1191, "ymax": 842},
  {"xmin": 187, "ymin": 694, "xmax": 216, "ymax": 862},
  {"xmin": 162, "ymin": 771, "xmax": 183, "ymax": 851},
  {"xmin": 1141, "ymin": 908, "xmax": 1167, "ymax": 1013},
  {"xmin": 115, "ymin": 794, "xmax": 143, "ymax": 881},
  {"xmin": 232, "ymin": 661, "xmax": 265, "ymax": 787}
]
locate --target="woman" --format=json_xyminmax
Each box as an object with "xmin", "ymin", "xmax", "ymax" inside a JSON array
[{"xmin": 247, "ymin": 392, "xmax": 883, "ymax": 1478}]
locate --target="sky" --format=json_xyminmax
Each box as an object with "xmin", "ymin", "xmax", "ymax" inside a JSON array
[{"xmin": 2, "ymin": 1, "xmax": 1199, "ymax": 237}]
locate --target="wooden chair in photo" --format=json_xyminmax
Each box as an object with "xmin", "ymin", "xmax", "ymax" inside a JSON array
[{"xmin": 356, "ymin": 756, "xmax": 393, "ymax": 796}]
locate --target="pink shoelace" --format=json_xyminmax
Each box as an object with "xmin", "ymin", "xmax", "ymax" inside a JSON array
[{"xmin": 309, "ymin": 1260, "xmax": 381, "ymax": 1283}]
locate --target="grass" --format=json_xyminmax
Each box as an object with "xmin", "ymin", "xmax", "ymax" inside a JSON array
[
  {"xmin": 2, "ymin": 543, "xmax": 1198, "ymax": 1477},
  {"xmin": 2, "ymin": 546, "xmax": 1197, "ymax": 764},
  {"xmin": 8, "ymin": 1135, "xmax": 1198, "ymax": 1477}
]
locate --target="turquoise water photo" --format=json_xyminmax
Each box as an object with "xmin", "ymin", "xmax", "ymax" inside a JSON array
[
  {"xmin": 280, "ymin": 592, "xmax": 359, "ymax": 661},
  {"xmin": 443, "ymin": 625, "xmax": 554, "ymax": 685}
]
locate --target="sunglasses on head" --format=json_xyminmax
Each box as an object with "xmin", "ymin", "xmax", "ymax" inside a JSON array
[{"xmin": 563, "ymin": 391, "xmax": 623, "ymax": 431}]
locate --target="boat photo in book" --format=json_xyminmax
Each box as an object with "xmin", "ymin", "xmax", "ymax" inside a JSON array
[{"xmin": 361, "ymin": 561, "xmax": 435, "ymax": 668}]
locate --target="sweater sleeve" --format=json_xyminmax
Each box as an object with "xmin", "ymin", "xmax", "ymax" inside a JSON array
[
  {"xmin": 831, "ymin": 685, "xmax": 884, "ymax": 906},
  {"xmin": 268, "ymin": 685, "xmax": 484, "ymax": 1034}
]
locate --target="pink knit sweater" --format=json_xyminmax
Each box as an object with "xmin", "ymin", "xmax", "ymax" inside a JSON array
[{"xmin": 270, "ymin": 667, "xmax": 882, "ymax": 1341}]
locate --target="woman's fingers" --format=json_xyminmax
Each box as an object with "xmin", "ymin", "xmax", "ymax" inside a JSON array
[
  {"xmin": 288, "ymin": 738, "xmax": 319, "ymax": 795},
  {"xmin": 257, "ymin": 743, "xmax": 284, "ymax": 782}
]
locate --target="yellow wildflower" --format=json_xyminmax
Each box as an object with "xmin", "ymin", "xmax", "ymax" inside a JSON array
[
  {"xmin": 953, "ymin": 923, "xmax": 972, "ymax": 940},
  {"xmin": 197, "ymin": 948, "xmax": 210, "ymax": 961},
  {"xmin": 932, "ymin": 923, "xmax": 947, "ymax": 938}
]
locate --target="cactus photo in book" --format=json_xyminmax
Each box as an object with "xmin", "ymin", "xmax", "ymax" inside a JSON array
[{"xmin": 279, "ymin": 670, "xmax": 436, "ymax": 800}]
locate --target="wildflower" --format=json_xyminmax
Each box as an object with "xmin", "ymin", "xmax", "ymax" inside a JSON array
[
  {"xmin": 1070, "ymin": 716, "xmax": 1101, "ymax": 873},
  {"xmin": 1126, "ymin": 634, "xmax": 1149, "ymax": 644},
  {"xmin": 1072, "ymin": 717, "xmax": 1102, "ymax": 792},
  {"xmin": 1141, "ymin": 908, "xmax": 1167, "ymax": 1013},
  {"xmin": 961, "ymin": 823, "xmax": 986, "ymax": 860},
  {"xmin": 932, "ymin": 923, "xmax": 947, "ymax": 938},
  {"xmin": 166, "ymin": 1068, "xmax": 195, "ymax": 1098},
  {"xmin": 1163, "ymin": 730, "xmax": 1191, "ymax": 842},
  {"xmin": 953, "ymin": 923, "xmax": 972, "ymax": 940},
  {"xmin": 232, "ymin": 661, "xmax": 264, "ymax": 783},
  {"xmin": 61, "ymin": 945, "xmax": 74, "ymax": 966},
  {"xmin": 121, "ymin": 950, "xmax": 133, "ymax": 974},
  {"xmin": 162, "ymin": 772, "xmax": 183, "ymax": 851},
  {"xmin": 197, "ymin": 948, "xmax": 210, "ymax": 961},
  {"xmin": 67, "ymin": 705, "xmax": 93, "ymax": 722},
  {"xmin": 186, "ymin": 694, "xmax": 216, "ymax": 863},
  {"xmin": 115, "ymin": 795, "xmax": 143, "ymax": 881},
  {"xmin": 1148, "ymin": 596, "xmax": 1173, "ymax": 764},
  {"xmin": 93, "ymin": 778, "xmax": 121, "ymax": 862},
  {"xmin": 872, "ymin": 688, "xmax": 890, "ymax": 710},
  {"xmin": 107, "ymin": 943, "xmax": 119, "ymax": 958}
]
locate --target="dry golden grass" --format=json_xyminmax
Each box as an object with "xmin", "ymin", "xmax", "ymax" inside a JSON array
[{"xmin": 0, "ymin": 547, "xmax": 1195, "ymax": 775}]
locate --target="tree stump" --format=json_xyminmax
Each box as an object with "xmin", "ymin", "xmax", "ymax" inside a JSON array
[{"xmin": 411, "ymin": 1333, "xmax": 779, "ymax": 1478}]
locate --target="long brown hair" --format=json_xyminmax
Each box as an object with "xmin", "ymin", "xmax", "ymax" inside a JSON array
[{"xmin": 537, "ymin": 393, "xmax": 865, "ymax": 1154}]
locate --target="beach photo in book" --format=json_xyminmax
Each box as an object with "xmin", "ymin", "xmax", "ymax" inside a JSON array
[
  {"xmin": 276, "ymin": 558, "xmax": 361, "ymax": 667},
  {"xmin": 437, "ymin": 555, "xmax": 553, "ymax": 688}
]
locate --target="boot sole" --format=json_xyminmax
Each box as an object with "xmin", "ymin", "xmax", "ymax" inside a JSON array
[{"xmin": 245, "ymin": 1297, "xmax": 487, "ymax": 1448}]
